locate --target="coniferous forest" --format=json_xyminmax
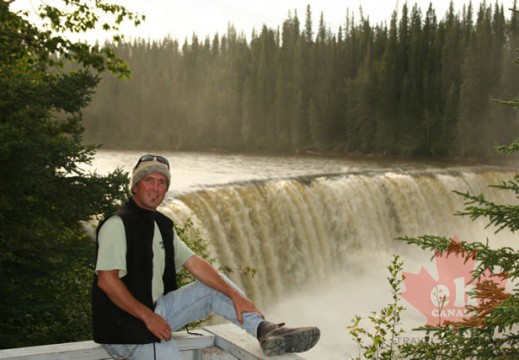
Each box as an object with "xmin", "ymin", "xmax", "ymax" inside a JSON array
[{"xmin": 83, "ymin": 2, "xmax": 519, "ymax": 157}]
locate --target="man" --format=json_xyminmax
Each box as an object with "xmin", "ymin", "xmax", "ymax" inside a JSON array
[{"xmin": 92, "ymin": 154, "xmax": 320, "ymax": 359}]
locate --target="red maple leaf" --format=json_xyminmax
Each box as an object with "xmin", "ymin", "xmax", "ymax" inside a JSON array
[{"xmin": 401, "ymin": 234, "xmax": 508, "ymax": 327}]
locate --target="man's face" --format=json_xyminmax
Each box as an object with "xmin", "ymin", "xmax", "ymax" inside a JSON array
[{"xmin": 132, "ymin": 173, "xmax": 168, "ymax": 211}]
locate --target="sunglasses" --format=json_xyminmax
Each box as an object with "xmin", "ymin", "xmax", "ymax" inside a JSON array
[{"xmin": 134, "ymin": 154, "xmax": 170, "ymax": 170}]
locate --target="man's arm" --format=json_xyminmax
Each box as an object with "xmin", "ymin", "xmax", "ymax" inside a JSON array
[
  {"xmin": 97, "ymin": 270, "xmax": 173, "ymax": 340},
  {"xmin": 183, "ymin": 255, "xmax": 264, "ymax": 323}
]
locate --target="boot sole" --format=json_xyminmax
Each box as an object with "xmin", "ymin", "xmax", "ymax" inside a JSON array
[{"xmin": 260, "ymin": 327, "xmax": 320, "ymax": 356}]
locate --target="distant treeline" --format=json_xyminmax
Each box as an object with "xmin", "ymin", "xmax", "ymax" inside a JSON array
[{"xmin": 83, "ymin": 2, "xmax": 519, "ymax": 156}]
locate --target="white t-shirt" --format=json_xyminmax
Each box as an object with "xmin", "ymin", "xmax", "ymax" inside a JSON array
[{"xmin": 95, "ymin": 215, "xmax": 195, "ymax": 302}]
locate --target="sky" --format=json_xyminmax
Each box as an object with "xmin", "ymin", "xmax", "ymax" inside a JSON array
[{"xmin": 12, "ymin": 0, "xmax": 519, "ymax": 43}]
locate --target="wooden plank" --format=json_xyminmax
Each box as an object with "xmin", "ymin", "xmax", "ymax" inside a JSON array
[
  {"xmin": 200, "ymin": 347, "xmax": 238, "ymax": 360},
  {"xmin": 0, "ymin": 341, "xmax": 109, "ymax": 360},
  {"xmin": 174, "ymin": 330, "xmax": 216, "ymax": 351},
  {"xmin": 204, "ymin": 324, "xmax": 304, "ymax": 360},
  {"xmin": 0, "ymin": 331, "xmax": 215, "ymax": 360}
]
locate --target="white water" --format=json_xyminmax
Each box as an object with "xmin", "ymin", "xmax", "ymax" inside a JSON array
[{"xmin": 91, "ymin": 151, "xmax": 516, "ymax": 359}]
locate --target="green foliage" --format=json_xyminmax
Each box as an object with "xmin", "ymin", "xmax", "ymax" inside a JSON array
[
  {"xmin": 174, "ymin": 218, "xmax": 215, "ymax": 288},
  {"xmin": 398, "ymin": 325, "xmax": 518, "ymax": 359},
  {"xmin": 0, "ymin": 0, "xmax": 143, "ymax": 77},
  {"xmin": 497, "ymin": 140, "xmax": 519, "ymax": 154},
  {"xmin": 453, "ymin": 181, "xmax": 519, "ymax": 233},
  {"xmin": 349, "ymin": 142, "xmax": 519, "ymax": 359},
  {"xmin": 395, "ymin": 139, "xmax": 519, "ymax": 359},
  {"xmin": 347, "ymin": 255, "xmax": 406, "ymax": 359},
  {"xmin": 0, "ymin": 0, "xmax": 140, "ymax": 349},
  {"xmin": 83, "ymin": 2, "xmax": 519, "ymax": 157}
]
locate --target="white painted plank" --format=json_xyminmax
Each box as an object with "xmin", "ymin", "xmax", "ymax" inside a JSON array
[
  {"xmin": 0, "ymin": 341, "xmax": 109, "ymax": 360},
  {"xmin": 200, "ymin": 347, "xmax": 238, "ymax": 360},
  {"xmin": 0, "ymin": 331, "xmax": 215, "ymax": 360},
  {"xmin": 204, "ymin": 324, "xmax": 303, "ymax": 360},
  {"xmin": 175, "ymin": 330, "xmax": 216, "ymax": 351}
]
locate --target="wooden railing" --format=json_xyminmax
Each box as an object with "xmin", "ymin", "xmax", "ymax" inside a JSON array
[{"xmin": 0, "ymin": 324, "xmax": 304, "ymax": 360}]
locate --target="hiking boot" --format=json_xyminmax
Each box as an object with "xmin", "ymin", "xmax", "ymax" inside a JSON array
[{"xmin": 257, "ymin": 321, "xmax": 320, "ymax": 356}]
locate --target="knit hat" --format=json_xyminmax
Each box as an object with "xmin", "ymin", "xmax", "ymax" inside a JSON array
[{"xmin": 129, "ymin": 156, "xmax": 171, "ymax": 194}]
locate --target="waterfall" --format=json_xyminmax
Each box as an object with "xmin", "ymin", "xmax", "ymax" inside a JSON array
[{"xmin": 165, "ymin": 169, "xmax": 515, "ymax": 308}]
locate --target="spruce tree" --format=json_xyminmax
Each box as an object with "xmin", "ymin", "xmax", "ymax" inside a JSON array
[{"xmin": 398, "ymin": 138, "xmax": 519, "ymax": 358}]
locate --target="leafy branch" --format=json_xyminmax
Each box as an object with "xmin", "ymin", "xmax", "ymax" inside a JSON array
[{"xmin": 347, "ymin": 255, "xmax": 406, "ymax": 359}]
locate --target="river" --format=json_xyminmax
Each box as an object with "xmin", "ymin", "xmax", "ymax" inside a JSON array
[{"xmin": 90, "ymin": 150, "xmax": 516, "ymax": 359}]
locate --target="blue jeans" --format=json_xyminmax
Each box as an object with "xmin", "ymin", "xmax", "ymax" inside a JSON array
[{"xmin": 102, "ymin": 274, "xmax": 263, "ymax": 359}]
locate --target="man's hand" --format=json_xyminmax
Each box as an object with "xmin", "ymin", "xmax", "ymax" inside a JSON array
[
  {"xmin": 98, "ymin": 270, "xmax": 173, "ymax": 340},
  {"xmin": 143, "ymin": 312, "xmax": 172, "ymax": 341},
  {"xmin": 231, "ymin": 292, "xmax": 264, "ymax": 324}
]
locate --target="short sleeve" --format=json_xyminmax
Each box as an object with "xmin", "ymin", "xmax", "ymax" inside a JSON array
[
  {"xmin": 173, "ymin": 228, "xmax": 195, "ymax": 272},
  {"xmin": 95, "ymin": 215, "xmax": 127, "ymax": 278}
]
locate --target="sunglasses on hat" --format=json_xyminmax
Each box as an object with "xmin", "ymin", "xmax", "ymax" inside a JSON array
[{"xmin": 134, "ymin": 154, "xmax": 170, "ymax": 170}]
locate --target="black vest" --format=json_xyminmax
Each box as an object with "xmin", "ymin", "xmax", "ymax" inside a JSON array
[{"xmin": 92, "ymin": 199, "xmax": 178, "ymax": 344}]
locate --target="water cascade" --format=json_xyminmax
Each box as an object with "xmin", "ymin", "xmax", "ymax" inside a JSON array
[{"xmin": 165, "ymin": 169, "xmax": 514, "ymax": 310}]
